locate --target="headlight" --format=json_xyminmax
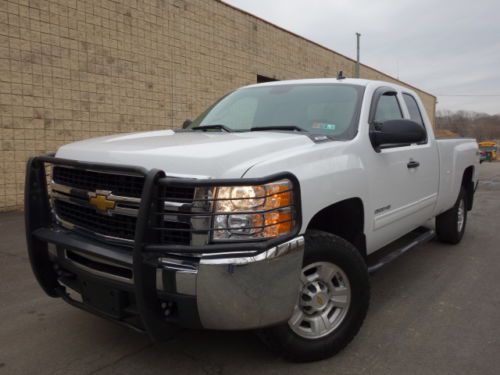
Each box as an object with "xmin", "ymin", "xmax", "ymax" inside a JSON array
[{"xmin": 212, "ymin": 179, "xmax": 296, "ymax": 241}]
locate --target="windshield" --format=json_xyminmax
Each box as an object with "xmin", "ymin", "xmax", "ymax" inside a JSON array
[{"xmin": 190, "ymin": 84, "xmax": 365, "ymax": 138}]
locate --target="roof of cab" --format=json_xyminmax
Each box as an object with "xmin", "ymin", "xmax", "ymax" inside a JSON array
[{"xmin": 241, "ymin": 78, "xmax": 413, "ymax": 94}]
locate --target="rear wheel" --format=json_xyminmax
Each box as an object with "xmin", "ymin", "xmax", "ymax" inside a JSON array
[
  {"xmin": 436, "ymin": 187, "xmax": 467, "ymax": 244},
  {"xmin": 260, "ymin": 231, "xmax": 370, "ymax": 362}
]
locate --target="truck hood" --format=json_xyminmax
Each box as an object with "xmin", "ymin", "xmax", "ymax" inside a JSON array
[{"xmin": 56, "ymin": 130, "xmax": 314, "ymax": 178}]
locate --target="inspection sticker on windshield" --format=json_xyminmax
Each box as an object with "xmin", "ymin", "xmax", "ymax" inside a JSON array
[{"xmin": 312, "ymin": 122, "xmax": 337, "ymax": 131}]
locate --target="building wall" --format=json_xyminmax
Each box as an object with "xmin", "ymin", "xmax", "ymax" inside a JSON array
[{"xmin": 0, "ymin": 0, "xmax": 436, "ymax": 211}]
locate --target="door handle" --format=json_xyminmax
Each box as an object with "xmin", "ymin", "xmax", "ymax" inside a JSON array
[{"xmin": 407, "ymin": 160, "xmax": 420, "ymax": 169}]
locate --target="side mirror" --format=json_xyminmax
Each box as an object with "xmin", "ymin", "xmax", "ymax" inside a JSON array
[
  {"xmin": 182, "ymin": 119, "xmax": 192, "ymax": 129},
  {"xmin": 370, "ymin": 119, "xmax": 426, "ymax": 152}
]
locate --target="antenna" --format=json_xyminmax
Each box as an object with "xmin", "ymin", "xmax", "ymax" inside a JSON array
[{"xmin": 337, "ymin": 71, "xmax": 346, "ymax": 80}]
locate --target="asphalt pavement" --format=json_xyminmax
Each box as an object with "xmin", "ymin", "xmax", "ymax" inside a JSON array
[{"xmin": 1, "ymin": 163, "xmax": 499, "ymax": 375}]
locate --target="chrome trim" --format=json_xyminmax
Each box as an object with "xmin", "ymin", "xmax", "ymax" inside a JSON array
[
  {"xmin": 164, "ymin": 201, "xmax": 185, "ymax": 209},
  {"xmin": 51, "ymin": 183, "xmax": 72, "ymax": 195},
  {"xmin": 112, "ymin": 205, "xmax": 140, "ymax": 217},
  {"xmin": 52, "ymin": 183, "xmax": 142, "ymax": 205},
  {"xmin": 51, "ymin": 180, "xmax": 141, "ymax": 245},
  {"xmin": 89, "ymin": 189, "xmax": 141, "ymax": 205},
  {"xmin": 51, "ymin": 185, "xmax": 140, "ymax": 217},
  {"xmin": 160, "ymin": 186, "xmax": 212, "ymax": 246},
  {"xmin": 176, "ymin": 271, "xmax": 197, "ymax": 296},
  {"xmin": 158, "ymin": 257, "xmax": 198, "ymax": 272},
  {"xmin": 196, "ymin": 236, "xmax": 305, "ymax": 330},
  {"xmin": 191, "ymin": 187, "xmax": 212, "ymax": 246},
  {"xmin": 51, "ymin": 181, "xmax": 204, "ymax": 247},
  {"xmin": 55, "ymin": 214, "xmax": 135, "ymax": 246},
  {"xmin": 55, "ymin": 234, "xmax": 305, "ymax": 327},
  {"xmin": 56, "ymin": 215, "xmax": 75, "ymax": 230},
  {"xmin": 157, "ymin": 257, "xmax": 198, "ymax": 295},
  {"xmin": 163, "ymin": 250, "xmax": 270, "ymax": 260},
  {"xmin": 156, "ymin": 259, "xmax": 198, "ymax": 295},
  {"xmin": 200, "ymin": 236, "xmax": 304, "ymax": 265}
]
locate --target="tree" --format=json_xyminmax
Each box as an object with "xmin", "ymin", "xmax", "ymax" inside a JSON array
[{"xmin": 436, "ymin": 110, "xmax": 500, "ymax": 141}]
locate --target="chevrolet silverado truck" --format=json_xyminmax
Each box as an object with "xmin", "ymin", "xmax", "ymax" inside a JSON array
[{"xmin": 25, "ymin": 78, "xmax": 479, "ymax": 362}]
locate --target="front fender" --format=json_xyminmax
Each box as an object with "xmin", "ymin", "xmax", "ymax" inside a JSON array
[{"xmin": 242, "ymin": 142, "xmax": 370, "ymax": 236}]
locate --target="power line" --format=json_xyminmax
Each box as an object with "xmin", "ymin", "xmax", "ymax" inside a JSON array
[{"xmin": 436, "ymin": 94, "xmax": 500, "ymax": 97}]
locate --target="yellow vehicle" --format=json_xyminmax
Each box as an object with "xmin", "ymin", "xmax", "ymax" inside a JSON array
[{"xmin": 479, "ymin": 141, "xmax": 497, "ymax": 162}]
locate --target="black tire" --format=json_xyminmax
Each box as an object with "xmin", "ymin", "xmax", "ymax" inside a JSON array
[
  {"xmin": 436, "ymin": 187, "xmax": 467, "ymax": 244},
  {"xmin": 260, "ymin": 231, "xmax": 370, "ymax": 362}
]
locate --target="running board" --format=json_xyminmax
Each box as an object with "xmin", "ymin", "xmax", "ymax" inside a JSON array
[{"xmin": 367, "ymin": 228, "xmax": 435, "ymax": 273}]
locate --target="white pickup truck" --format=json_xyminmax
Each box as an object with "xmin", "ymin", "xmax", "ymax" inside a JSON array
[{"xmin": 25, "ymin": 78, "xmax": 479, "ymax": 362}]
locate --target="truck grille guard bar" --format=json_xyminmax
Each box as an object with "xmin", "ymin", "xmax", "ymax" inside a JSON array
[{"xmin": 24, "ymin": 154, "xmax": 302, "ymax": 340}]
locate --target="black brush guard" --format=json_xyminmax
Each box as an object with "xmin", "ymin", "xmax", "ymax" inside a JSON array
[{"xmin": 25, "ymin": 154, "xmax": 301, "ymax": 340}]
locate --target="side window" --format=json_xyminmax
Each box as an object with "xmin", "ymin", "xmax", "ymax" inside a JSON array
[
  {"xmin": 374, "ymin": 94, "xmax": 403, "ymax": 123},
  {"xmin": 403, "ymin": 93, "xmax": 424, "ymax": 127}
]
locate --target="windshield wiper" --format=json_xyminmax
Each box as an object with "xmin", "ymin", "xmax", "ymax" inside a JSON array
[
  {"xmin": 191, "ymin": 124, "xmax": 308, "ymax": 133},
  {"xmin": 191, "ymin": 124, "xmax": 233, "ymax": 132},
  {"xmin": 250, "ymin": 125, "xmax": 308, "ymax": 132}
]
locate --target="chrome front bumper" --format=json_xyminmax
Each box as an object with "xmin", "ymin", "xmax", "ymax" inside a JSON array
[
  {"xmin": 48, "ymin": 236, "xmax": 305, "ymax": 330},
  {"xmin": 178, "ymin": 236, "xmax": 304, "ymax": 330}
]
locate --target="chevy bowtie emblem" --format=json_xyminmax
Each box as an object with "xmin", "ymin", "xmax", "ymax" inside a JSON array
[{"xmin": 89, "ymin": 194, "xmax": 116, "ymax": 213}]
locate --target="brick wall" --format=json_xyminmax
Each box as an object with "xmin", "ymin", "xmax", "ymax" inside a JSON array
[{"xmin": 0, "ymin": 0, "xmax": 436, "ymax": 211}]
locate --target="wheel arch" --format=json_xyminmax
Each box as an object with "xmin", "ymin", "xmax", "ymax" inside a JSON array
[
  {"xmin": 306, "ymin": 198, "xmax": 366, "ymax": 258},
  {"xmin": 461, "ymin": 166, "xmax": 474, "ymax": 210}
]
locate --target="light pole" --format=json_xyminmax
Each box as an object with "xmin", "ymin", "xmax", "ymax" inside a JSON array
[{"xmin": 355, "ymin": 32, "xmax": 361, "ymax": 78}]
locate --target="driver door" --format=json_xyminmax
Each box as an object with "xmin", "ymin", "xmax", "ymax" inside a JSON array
[{"xmin": 366, "ymin": 88, "xmax": 439, "ymax": 251}]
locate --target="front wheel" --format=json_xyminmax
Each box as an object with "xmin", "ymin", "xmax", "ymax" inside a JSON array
[{"xmin": 260, "ymin": 231, "xmax": 370, "ymax": 362}]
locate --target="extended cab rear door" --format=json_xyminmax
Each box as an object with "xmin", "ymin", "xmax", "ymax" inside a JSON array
[{"xmin": 366, "ymin": 87, "xmax": 439, "ymax": 251}]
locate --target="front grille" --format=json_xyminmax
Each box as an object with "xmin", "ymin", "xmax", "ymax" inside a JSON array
[
  {"xmin": 162, "ymin": 186, "xmax": 196, "ymax": 203},
  {"xmin": 56, "ymin": 200, "xmax": 137, "ymax": 240},
  {"xmin": 51, "ymin": 166, "xmax": 197, "ymax": 247},
  {"xmin": 160, "ymin": 221, "xmax": 192, "ymax": 245},
  {"xmin": 53, "ymin": 166, "xmax": 145, "ymax": 198}
]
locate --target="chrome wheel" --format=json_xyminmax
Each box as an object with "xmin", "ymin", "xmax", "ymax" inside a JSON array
[
  {"xmin": 289, "ymin": 261, "xmax": 351, "ymax": 339},
  {"xmin": 457, "ymin": 198, "xmax": 465, "ymax": 233}
]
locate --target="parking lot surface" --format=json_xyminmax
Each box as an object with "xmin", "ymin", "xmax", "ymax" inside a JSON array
[{"xmin": 1, "ymin": 163, "xmax": 499, "ymax": 375}]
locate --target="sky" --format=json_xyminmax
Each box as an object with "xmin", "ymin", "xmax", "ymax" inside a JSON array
[{"xmin": 224, "ymin": 0, "xmax": 500, "ymax": 114}]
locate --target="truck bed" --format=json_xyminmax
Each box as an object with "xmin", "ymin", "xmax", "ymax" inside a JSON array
[{"xmin": 435, "ymin": 138, "xmax": 478, "ymax": 215}]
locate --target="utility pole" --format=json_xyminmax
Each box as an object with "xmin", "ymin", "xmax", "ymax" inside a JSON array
[{"xmin": 355, "ymin": 32, "xmax": 361, "ymax": 78}]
